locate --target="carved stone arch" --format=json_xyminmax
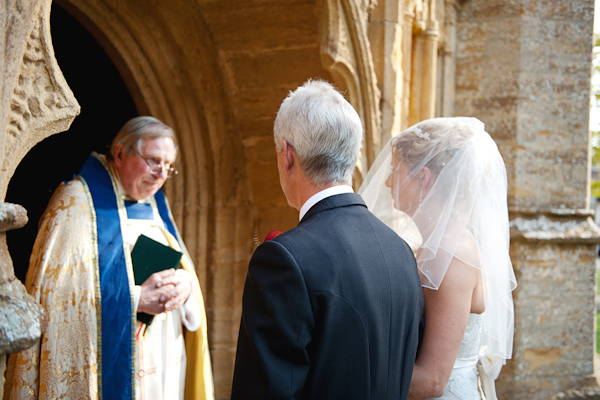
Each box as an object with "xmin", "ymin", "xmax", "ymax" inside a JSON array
[
  {"xmin": 54, "ymin": 0, "xmax": 246, "ymax": 277},
  {"xmin": 1, "ymin": 0, "xmax": 80, "ymax": 199},
  {"xmin": 318, "ymin": 0, "xmax": 381, "ymax": 187},
  {"xmin": 48, "ymin": 1, "xmax": 251, "ymax": 387}
]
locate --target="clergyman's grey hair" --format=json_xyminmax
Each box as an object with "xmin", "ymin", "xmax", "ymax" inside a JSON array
[{"xmin": 108, "ymin": 116, "xmax": 179, "ymax": 161}]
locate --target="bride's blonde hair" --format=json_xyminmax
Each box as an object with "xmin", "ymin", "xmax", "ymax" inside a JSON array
[{"xmin": 390, "ymin": 119, "xmax": 475, "ymax": 177}]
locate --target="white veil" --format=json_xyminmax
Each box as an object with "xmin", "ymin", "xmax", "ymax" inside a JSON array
[{"xmin": 358, "ymin": 117, "xmax": 517, "ymax": 380}]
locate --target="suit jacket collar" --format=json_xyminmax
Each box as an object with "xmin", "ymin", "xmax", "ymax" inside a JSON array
[{"xmin": 300, "ymin": 192, "xmax": 367, "ymax": 223}]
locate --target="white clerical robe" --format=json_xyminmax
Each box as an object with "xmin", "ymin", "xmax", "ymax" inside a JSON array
[{"xmin": 114, "ymin": 173, "xmax": 202, "ymax": 400}]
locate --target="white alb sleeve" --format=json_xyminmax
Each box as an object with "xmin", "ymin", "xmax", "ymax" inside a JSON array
[{"xmin": 176, "ymin": 269, "xmax": 201, "ymax": 332}]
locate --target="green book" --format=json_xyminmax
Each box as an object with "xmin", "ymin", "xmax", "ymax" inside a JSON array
[{"xmin": 131, "ymin": 234, "xmax": 183, "ymax": 325}]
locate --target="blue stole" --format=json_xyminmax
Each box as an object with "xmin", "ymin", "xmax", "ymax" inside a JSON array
[{"xmin": 78, "ymin": 154, "xmax": 179, "ymax": 399}]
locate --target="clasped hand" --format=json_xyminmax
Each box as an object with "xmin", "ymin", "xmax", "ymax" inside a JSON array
[{"xmin": 137, "ymin": 268, "xmax": 192, "ymax": 315}]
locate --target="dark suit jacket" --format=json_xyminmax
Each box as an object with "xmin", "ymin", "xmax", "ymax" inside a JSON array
[{"xmin": 231, "ymin": 193, "xmax": 424, "ymax": 399}]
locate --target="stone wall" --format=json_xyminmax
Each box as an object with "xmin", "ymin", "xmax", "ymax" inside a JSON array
[
  {"xmin": 508, "ymin": 239, "xmax": 598, "ymax": 398},
  {"xmin": 455, "ymin": 0, "xmax": 600, "ymax": 397}
]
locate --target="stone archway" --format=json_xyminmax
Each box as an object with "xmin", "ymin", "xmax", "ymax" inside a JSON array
[
  {"xmin": 53, "ymin": 1, "xmax": 256, "ymax": 394},
  {"xmin": 6, "ymin": 3, "xmax": 138, "ymax": 284},
  {"xmin": 1, "ymin": 0, "xmax": 258, "ymax": 395}
]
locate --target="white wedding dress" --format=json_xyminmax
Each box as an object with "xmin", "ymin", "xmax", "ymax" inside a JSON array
[{"xmin": 433, "ymin": 313, "xmax": 483, "ymax": 400}]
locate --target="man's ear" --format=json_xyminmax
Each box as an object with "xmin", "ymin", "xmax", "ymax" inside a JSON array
[
  {"xmin": 420, "ymin": 166, "xmax": 432, "ymax": 190},
  {"xmin": 281, "ymin": 139, "xmax": 295, "ymax": 175},
  {"xmin": 114, "ymin": 144, "xmax": 125, "ymax": 167}
]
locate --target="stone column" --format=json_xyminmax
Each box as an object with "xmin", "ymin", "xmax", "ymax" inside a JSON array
[
  {"xmin": 401, "ymin": 9, "xmax": 415, "ymax": 130},
  {"xmin": 0, "ymin": 0, "xmax": 79, "ymax": 396},
  {"xmin": 368, "ymin": 0, "xmax": 405, "ymax": 143},
  {"xmin": 455, "ymin": 0, "xmax": 600, "ymax": 398},
  {"xmin": 409, "ymin": 1, "xmax": 440, "ymax": 126},
  {"xmin": 438, "ymin": 0, "xmax": 458, "ymax": 118}
]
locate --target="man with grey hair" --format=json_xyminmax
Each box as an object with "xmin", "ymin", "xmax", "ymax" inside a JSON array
[
  {"xmin": 5, "ymin": 116, "xmax": 214, "ymax": 400},
  {"xmin": 231, "ymin": 79, "xmax": 424, "ymax": 399}
]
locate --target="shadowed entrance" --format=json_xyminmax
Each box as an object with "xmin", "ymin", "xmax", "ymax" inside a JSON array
[{"xmin": 6, "ymin": 3, "xmax": 137, "ymax": 283}]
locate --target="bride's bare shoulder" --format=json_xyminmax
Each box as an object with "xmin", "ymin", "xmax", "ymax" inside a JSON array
[{"xmin": 446, "ymin": 229, "xmax": 481, "ymax": 270}]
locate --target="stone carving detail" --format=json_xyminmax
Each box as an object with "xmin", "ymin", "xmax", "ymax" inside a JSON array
[
  {"xmin": 511, "ymin": 213, "xmax": 600, "ymax": 243},
  {"xmin": 0, "ymin": 203, "xmax": 28, "ymax": 233},
  {"xmin": 0, "ymin": 277, "xmax": 44, "ymax": 356},
  {"xmin": 319, "ymin": 0, "xmax": 381, "ymax": 187},
  {"xmin": 0, "ymin": 0, "xmax": 76, "ymax": 363},
  {"xmin": 0, "ymin": 202, "xmax": 44, "ymax": 356},
  {"xmin": 1, "ymin": 1, "xmax": 79, "ymax": 197},
  {"xmin": 9, "ymin": 18, "xmax": 71, "ymax": 138}
]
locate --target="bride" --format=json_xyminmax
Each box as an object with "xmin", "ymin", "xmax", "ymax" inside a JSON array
[{"xmin": 358, "ymin": 117, "xmax": 517, "ymax": 399}]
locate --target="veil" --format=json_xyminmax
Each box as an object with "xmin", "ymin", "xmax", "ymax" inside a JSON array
[{"xmin": 358, "ymin": 117, "xmax": 517, "ymax": 380}]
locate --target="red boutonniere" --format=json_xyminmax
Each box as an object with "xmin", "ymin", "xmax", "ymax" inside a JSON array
[
  {"xmin": 253, "ymin": 230, "xmax": 285, "ymax": 247},
  {"xmin": 264, "ymin": 230, "xmax": 284, "ymax": 242}
]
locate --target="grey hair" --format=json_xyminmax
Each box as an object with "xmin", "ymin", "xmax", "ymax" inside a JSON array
[
  {"xmin": 107, "ymin": 116, "xmax": 179, "ymax": 161},
  {"xmin": 274, "ymin": 79, "xmax": 363, "ymax": 186}
]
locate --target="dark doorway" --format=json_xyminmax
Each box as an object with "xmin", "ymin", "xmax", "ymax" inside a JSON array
[{"xmin": 6, "ymin": 4, "xmax": 138, "ymax": 283}]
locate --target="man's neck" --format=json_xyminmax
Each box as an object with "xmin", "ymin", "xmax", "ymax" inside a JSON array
[
  {"xmin": 293, "ymin": 178, "xmax": 348, "ymax": 211},
  {"xmin": 298, "ymin": 184, "xmax": 354, "ymax": 221},
  {"xmin": 297, "ymin": 184, "xmax": 335, "ymax": 209}
]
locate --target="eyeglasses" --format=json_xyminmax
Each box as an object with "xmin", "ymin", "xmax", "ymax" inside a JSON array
[{"xmin": 137, "ymin": 153, "xmax": 178, "ymax": 177}]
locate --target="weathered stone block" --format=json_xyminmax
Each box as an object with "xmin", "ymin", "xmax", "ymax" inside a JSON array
[{"xmin": 0, "ymin": 277, "xmax": 44, "ymax": 356}]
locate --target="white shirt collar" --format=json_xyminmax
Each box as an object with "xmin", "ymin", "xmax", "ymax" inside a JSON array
[{"xmin": 298, "ymin": 185, "xmax": 354, "ymax": 221}]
